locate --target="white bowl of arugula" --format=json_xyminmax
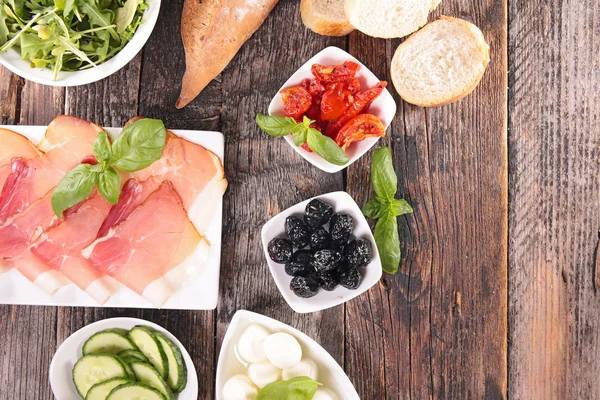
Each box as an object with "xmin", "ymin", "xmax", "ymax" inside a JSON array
[{"xmin": 0, "ymin": 0, "xmax": 160, "ymax": 86}]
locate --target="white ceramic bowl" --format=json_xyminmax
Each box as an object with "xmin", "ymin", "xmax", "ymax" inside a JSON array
[
  {"xmin": 261, "ymin": 191, "xmax": 382, "ymax": 313},
  {"xmin": 215, "ymin": 310, "xmax": 359, "ymax": 400},
  {"xmin": 0, "ymin": 0, "xmax": 161, "ymax": 86},
  {"xmin": 49, "ymin": 317, "xmax": 198, "ymax": 399},
  {"xmin": 268, "ymin": 46, "xmax": 397, "ymax": 173}
]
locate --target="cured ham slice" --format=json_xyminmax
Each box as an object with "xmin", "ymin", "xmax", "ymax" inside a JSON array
[
  {"xmin": 132, "ymin": 131, "xmax": 227, "ymax": 234},
  {"xmin": 29, "ymin": 191, "xmax": 119, "ymax": 304},
  {"xmin": 0, "ymin": 190, "xmax": 68, "ymax": 294},
  {"xmin": 82, "ymin": 181, "xmax": 210, "ymax": 307},
  {"xmin": 0, "ymin": 128, "xmax": 38, "ymax": 190}
]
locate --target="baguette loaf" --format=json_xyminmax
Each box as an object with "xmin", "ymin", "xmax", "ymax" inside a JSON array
[
  {"xmin": 344, "ymin": 0, "xmax": 441, "ymax": 39},
  {"xmin": 300, "ymin": 0, "xmax": 354, "ymax": 37},
  {"xmin": 391, "ymin": 16, "xmax": 490, "ymax": 107},
  {"xmin": 177, "ymin": 0, "xmax": 279, "ymax": 109}
]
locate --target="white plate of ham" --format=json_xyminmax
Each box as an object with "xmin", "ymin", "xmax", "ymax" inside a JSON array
[{"xmin": 0, "ymin": 116, "xmax": 226, "ymax": 309}]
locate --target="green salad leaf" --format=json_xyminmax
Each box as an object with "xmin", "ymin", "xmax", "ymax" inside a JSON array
[
  {"xmin": 257, "ymin": 376, "xmax": 321, "ymax": 400},
  {"xmin": 51, "ymin": 118, "xmax": 167, "ymax": 217},
  {"xmin": 0, "ymin": 6, "xmax": 9, "ymax": 46},
  {"xmin": 362, "ymin": 147, "xmax": 413, "ymax": 274}
]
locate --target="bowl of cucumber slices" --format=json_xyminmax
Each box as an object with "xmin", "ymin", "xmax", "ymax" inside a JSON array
[{"xmin": 49, "ymin": 317, "xmax": 198, "ymax": 400}]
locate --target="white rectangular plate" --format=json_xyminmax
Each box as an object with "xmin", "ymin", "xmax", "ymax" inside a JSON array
[{"xmin": 0, "ymin": 125, "xmax": 224, "ymax": 310}]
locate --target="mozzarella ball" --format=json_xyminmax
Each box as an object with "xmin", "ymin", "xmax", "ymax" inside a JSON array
[
  {"xmin": 222, "ymin": 375, "xmax": 258, "ymax": 400},
  {"xmin": 247, "ymin": 361, "xmax": 282, "ymax": 388},
  {"xmin": 237, "ymin": 324, "xmax": 270, "ymax": 363},
  {"xmin": 282, "ymin": 358, "xmax": 318, "ymax": 380},
  {"xmin": 263, "ymin": 332, "xmax": 303, "ymax": 369},
  {"xmin": 312, "ymin": 388, "xmax": 340, "ymax": 400}
]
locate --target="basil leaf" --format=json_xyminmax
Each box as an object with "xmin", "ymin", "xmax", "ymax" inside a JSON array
[
  {"xmin": 111, "ymin": 118, "xmax": 166, "ymax": 172},
  {"xmin": 97, "ymin": 166, "xmax": 120, "ymax": 205},
  {"xmin": 391, "ymin": 198, "xmax": 413, "ymax": 217},
  {"xmin": 372, "ymin": 147, "xmax": 397, "ymax": 200},
  {"xmin": 291, "ymin": 124, "xmax": 308, "ymax": 146},
  {"xmin": 51, "ymin": 164, "xmax": 98, "ymax": 218},
  {"xmin": 93, "ymin": 131, "xmax": 112, "ymax": 163},
  {"xmin": 362, "ymin": 198, "xmax": 385, "ymax": 219},
  {"xmin": 256, "ymin": 113, "xmax": 299, "ymax": 137},
  {"xmin": 257, "ymin": 376, "xmax": 321, "ymax": 400},
  {"xmin": 306, "ymin": 128, "xmax": 349, "ymax": 166},
  {"xmin": 374, "ymin": 213, "xmax": 401, "ymax": 274}
]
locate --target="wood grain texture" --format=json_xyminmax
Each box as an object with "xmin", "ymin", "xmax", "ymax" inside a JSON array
[
  {"xmin": 345, "ymin": 0, "xmax": 508, "ymax": 398},
  {"xmin": 508, "ymin": 0, "xmax": 600, "ymax": 398}
]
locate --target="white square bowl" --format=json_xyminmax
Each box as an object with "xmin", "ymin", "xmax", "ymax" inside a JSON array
[
  {"xmin": 261, "ymin": 191, "xmax": 382, "ymax": 314},
  {"xmin": 268, "ymin": 46, "xmax": 397, "ymax": 173},
  {"xmin": 215, "ymin": 310, "xmax": 360, "ymax": 400}
]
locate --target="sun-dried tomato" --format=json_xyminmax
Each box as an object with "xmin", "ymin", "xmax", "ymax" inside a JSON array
[
  {"xmin": 335, "ymin": 114, "xmax": 386, "ymax": 150},
  {"xmin": 311, "ymin": 61, "xmax": 360, "ymax": 84},
  {"xmin": 281, "ymin": 86, "xmax": 312, "ymax": 120}
]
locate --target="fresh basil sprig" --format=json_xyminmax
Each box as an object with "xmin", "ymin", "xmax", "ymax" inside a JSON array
[
  {"xmin": 255, "ymin": 113, "xmax": 350, "ymax": 166},
  {"xmin": 257, "ymin": 376, "xmax": 322, "ymax": 400},
  {"xmin": 362, "ymin": 147, "xmax": 413, "ymax": 274},
  {"xmin": 51, "ymin": 118, "xmax": 166, "ymax": 218}
]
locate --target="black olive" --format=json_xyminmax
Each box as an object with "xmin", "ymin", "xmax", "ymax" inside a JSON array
[
  {"xmin": 339, "ymin": 267, "xmax": 362, "ymax": 290},
  {"xmin": 317, "ymin": 269, "xmax": 340, "ymax": 291},
  {"xmin": 344, "ymin": 239, "xmax": 373, "ymax": 268},
  {"xmin": 284, "ymin": 250, "xmax": 315, "ymax": 277},
  {"xmin": 285, "ymin": 216, "xmax": 310, "ymax": 249},
  {"xmin": 311, "ymin": 249, "xmax": 342, "ymax": 273},
  {"xmin": 309, "ymin": 227, "xmax": 330, "ymax": 251},
  {"xmin": 290, "ymin": 275, "xmax": 320, "ymax": 298},
  {"xmin": 329, "ymin": 213, "xmax": 353, "ymax": 244},
  {"xmin": 267, "ymin": 237, "xmax": 293, "ymax": 263},
  {"xmin": 304, "ymin": 199, "xmax": 334, "ymax": 227}
]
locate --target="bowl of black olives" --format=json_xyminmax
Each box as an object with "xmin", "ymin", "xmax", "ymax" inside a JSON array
[{"xmin": 261, "ymin": 191, "xmax": 382, "ymax": 313}]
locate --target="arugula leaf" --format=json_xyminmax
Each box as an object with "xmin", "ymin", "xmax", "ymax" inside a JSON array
[
  {"xmin": 306, "ymin": 128, "xmax": 349, "ymax": 166},
  {"xmin": 374, "ymin": 214, "xmax": 401, "ymax": 274},
  {"xmin": 0, "ymin": 6, "xmax": 9, "ymax": 46},
  {"xmin": 51, "ymin": 163, "xmax": 98, "ymax": 218},
  {"xmin": 114, "ymin": 0, "xmax": 141, "ymax": 33},
  {"xmin": 255, "ymin": 113, "xmax": 299, "ymax": 137},
  {"xmin": 93, "ymin": 131, "xmax": 112, "ymax": 163},
  {"xmin": 257, "ymin": 376, "xmax": 321, "ymax": 400},
  {"xmin": 98, "ymin": 166, "xmax": 120, "ymax": 205},
  {"xmin": 9, "ymin": 0, "xmax": 29, "ymax": 20},
  {"xmin": 78, "ymin": 0, "xmax": 118, "ymax": 39},
  {"xmin": 111, "ymin": 118, "xmax": 166, "ymax": 172},
  {"xmin": 371, "ymin": 146, "xmax": 397, "ymax": 200}
]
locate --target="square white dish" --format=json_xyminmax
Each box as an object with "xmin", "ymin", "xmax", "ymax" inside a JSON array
[
  {"xmin": 49, "ymin": 317, "xmax": 198, "ymax": 399},
  {"xmin": 215, "ymin": 310, "xmax": 360, "ymax": 400},
  {"xmin": 0, "ymin": 124, "xmax": 223, "ymax": 310},
  {"xmin": 261, "ymin": 191, "xmax": 382, "ymax": 314},
  {"xmin": 0, "ymin": 0, "xmax": 161, "ymax": 87},
  {"xmin": 268, "ymin": 46, "xmax": 397, "ymax": 173}
]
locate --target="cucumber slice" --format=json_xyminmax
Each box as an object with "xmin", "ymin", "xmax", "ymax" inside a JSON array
[
  {"xmin": 153, "ymin": 332, "xmax": 187, "ymax": 392},
  {"xmin": 118, "ymin": 349, "xmax": 149, "ymax": 363},
  {"xmin": 85, "ymin": 377, "xmax": 130, "ymax": 400},
  {"xmin": 107, "ymin": 382, "xmax": 166, "ymax": 400},
  {"xmin": 116, "ymin": 357, "xmax": 136, "ymax": 380},
  {"xmin": 127, "ymin": 327, "xmax": 169, "ymax": 380},
  {"xmin": 129, "ymin": 361, "xmax": 174, "ymax": 400},
  {"xmin": 83, "ymin": 330, "xmax": 138, "ymax": 355},
  {"xmin": 72, "ymin": 354, "xmax": 128, "ymax": 398}
]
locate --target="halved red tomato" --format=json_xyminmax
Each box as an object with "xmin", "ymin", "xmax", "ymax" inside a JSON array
[
  {"xmin": 311, "ymin": 61, "xmax": 360, "ymax": 84},
  {"xmin": 281, "ymin": 86, "xmax": 312, "ymax": 120},
  {"xmin": 336, "ymin": 114, "xmax": 385, "ymax": 150},
  {"xmin": 321, "ymin": 82, "xmax": 353, "ymax": 121}
]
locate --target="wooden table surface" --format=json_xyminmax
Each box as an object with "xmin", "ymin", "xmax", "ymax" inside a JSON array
[{"xmin": 0, "ymin": 0, "xmax": 598, "ymax": 399}]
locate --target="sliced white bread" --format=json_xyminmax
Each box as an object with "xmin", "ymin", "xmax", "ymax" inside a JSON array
[
  {"xmin": 344, "ymin": 0, "xmax": 441, "ymax": 39},
  {"xmin": 391, "ymin": 16, "xmax": 490, "ymax": 107},
  {"xmin": 301, "ymin": 0, "xmax": 354, "ymax": 36}
]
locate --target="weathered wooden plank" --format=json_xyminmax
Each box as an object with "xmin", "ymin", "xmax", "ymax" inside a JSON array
[
  {"xmin": 508, "ymin": 0, "xmax": 600, "ymax": 398},
  {"xmin": 0, "ymin": 67, "xmax": 22, "ymax": 125},
  {"xmin": 215, "ymin": 0, "xmax": 348, "ymax": 376},
  {"xmin": 345, "ymin": 0, "xmax": 508, "ymax": 398}
]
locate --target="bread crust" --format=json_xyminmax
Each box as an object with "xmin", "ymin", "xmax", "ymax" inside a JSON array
[
  {"xmin": 391, "ymin": 16, "xmax": 490, "ymax": 107},
  {"xmin": 300, "ymin": 0, "xmax": 354, "ymax": 36},
  {"xmin": 177, "ymin": 0, "xmax": 279, "ymax": 109}
]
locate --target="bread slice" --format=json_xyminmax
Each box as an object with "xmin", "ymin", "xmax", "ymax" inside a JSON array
[
  {"xmin": 300, "ymin": 0, "xmax": 354, "ymax": 36},
  {"xmin": 344, "ymin": 0, "xmax": 441, "ymax": 39},
  {"xmin": 391, "ymin": 16, "xmax": 490, "ymax": 107}
]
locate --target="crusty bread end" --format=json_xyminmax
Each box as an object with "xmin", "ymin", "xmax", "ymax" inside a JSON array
[
  {"xmin": 300, "ymin": 0, "xmax": 354, "ymax": 36},
  {"xmin": 391, "ymin": 16, "xmax": 490, "ymax": 107}
]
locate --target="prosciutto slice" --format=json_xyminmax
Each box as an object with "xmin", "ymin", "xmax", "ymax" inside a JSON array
[
  {"xmin": 132, "ymin": 131, "xmax": 227, "ymax": 234},
  {"xmin": 0, "ymin": 128, "xmax": 39, "ymax": 190},
  {"xmin": 82, "ymin": 181, "xmax": 210, "ymax": 307}
]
